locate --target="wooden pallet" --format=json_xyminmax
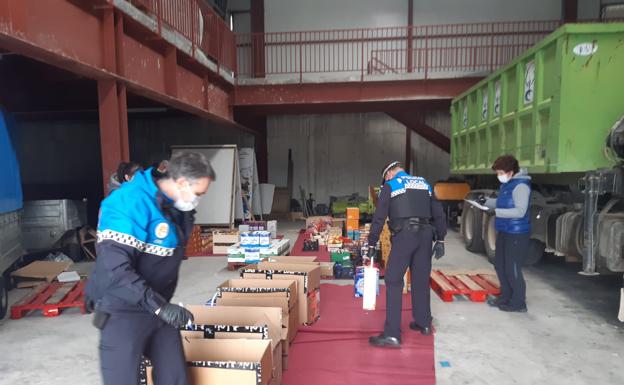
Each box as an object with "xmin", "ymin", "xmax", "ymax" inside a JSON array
[
  {"xmin": 11, "ymin": 280, "xmax": 87, "ymax": 319},
  {"xmin": 430, "ymin": 270, "xmax": 500, "ymax": 302}
]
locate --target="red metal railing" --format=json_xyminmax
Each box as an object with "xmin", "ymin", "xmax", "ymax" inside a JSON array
[
  {"xmin": 118, "ymin": 0, "xmax": 236, "ymax": 74},
  {"xmin": 237, "ymin": 20, "xmax": 561, "ymax": 81}
]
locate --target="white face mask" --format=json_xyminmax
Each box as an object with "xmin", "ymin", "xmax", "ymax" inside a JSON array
[
  {"xmin": 497, "ymin": 174, "xmax": 511, "ymax": 184},
  {"xmin": 174, "ymin": 184, "xmax": 200, "ymax": 212}
]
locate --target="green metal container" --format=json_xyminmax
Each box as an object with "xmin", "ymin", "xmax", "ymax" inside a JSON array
[{"xmin": 450, "ymin": 23, "xmax": 624, "ymax": 175}]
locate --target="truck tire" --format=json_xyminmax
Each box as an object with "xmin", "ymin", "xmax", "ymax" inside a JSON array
[
  {"xmin": 483, "ymin": 214, "xmax": 497, "ymax": 263},
  {"xmin": 461, "ymin": 204, "xmax": 485, "ymax": 253},
  {"xmin": 0, "ymin": 276, "xmax": 8, "ymax": 320},
  {"xmin": 525, "ymin": 239, "xmax": 545, "ymax": 266}
]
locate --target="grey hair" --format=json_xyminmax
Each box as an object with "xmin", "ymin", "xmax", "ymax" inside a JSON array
[{"xmin": 167, "ymin": 152, "xmax": 216, "ymax": 182}]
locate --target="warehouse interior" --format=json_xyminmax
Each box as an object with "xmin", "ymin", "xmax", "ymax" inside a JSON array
[{"xmin": 0, "ymin": 1, "xmax": 623, "ymax": 385}]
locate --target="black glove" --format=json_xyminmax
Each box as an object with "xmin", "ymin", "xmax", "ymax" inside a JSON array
[
  {"xmin": 367, "ymin": 247, "xmax": 378, "ymax": 262},
  {"xmin": 476, "ymin": 195, "xmax": 487, "ymax": 205},
  {"xmin": 432, "ymin": 241, "xmax": 445, "ymax": 260},
  {"xmin": 84, "ymin": 297, "xmax": 95, "ymax": 314},
  {"xmin": 485, "ymin": 207, "xmax": 496, "ymax": 216},
  {"xmin": 157, "ymin": 303, "xmax": 194, "ymax": 328}
]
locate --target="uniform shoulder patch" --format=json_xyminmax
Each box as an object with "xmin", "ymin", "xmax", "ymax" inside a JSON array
[{"xmin": 155, "ymin": 222, "xmax": 170, "ymax": 239}]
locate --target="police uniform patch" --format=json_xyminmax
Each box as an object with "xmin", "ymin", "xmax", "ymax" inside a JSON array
[{"xmin": 155, "ymin": 222, "xmax": 170, "ymax": 239}]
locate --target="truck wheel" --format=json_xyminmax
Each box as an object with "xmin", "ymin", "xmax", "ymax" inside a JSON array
[
  {"xmin": 0, "ymin": 276, "xmax": 8, "ymax": 320},
  {"xmin": 461, "ymin": 204, "xmax": 485, "ymax": 253},
  {"xmin": 484, "ymin": 214, "xmax": 497, "ymax": 263},
  {"xmin": 525, "ymin": 239, "xmax": 545, "ymax": 266}
]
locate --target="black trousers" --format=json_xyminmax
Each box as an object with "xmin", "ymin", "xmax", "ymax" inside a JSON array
[
  {"xmin": 99, "ymin": 312, "xmax": 188, "ymax": 385},
  {"xmin": 494, "ymin": 232, "xmax": 529, "ymax": 307},
  {"xmin": 383, "ymin": 227, "xmax": 433, "ymax": 339}
]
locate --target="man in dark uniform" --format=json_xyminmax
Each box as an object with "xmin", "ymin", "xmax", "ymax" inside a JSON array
[
  {"xmin": 85, "ymin": 152, "xmax": 215, "ymax": 385},
  {"xmin": 367, "ymin": 161, "xmax": 447, "ymax": 348}
]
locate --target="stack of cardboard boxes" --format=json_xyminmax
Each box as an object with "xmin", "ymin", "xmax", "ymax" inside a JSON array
[
  {"xmin": 346, "ymin": 208, "xmax": 360, "ymax": 239},
  {"xmin": 144, "ymin": 259, "xmax": 323, "ymax": 385}
]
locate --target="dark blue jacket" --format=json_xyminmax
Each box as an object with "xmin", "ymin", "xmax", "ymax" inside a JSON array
[
  {"xmin": 85, "ymin": 168, "xmax": 194, "ymax": 314},
  {"xmin": 368, "ymin": 171, "xmax": 447, "ymax": 246},
  {"xmin": 495, "ymin": 176, "xmax": 531, "ymax": 234}
]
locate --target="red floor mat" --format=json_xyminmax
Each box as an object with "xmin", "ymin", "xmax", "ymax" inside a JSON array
[
  {"xmin": 283, "ymin": 284, "xmax": 435, "ymax": 385},
  {"xmin": 289, "ymin": 230, "xmax": 331, "ymax": 262}
]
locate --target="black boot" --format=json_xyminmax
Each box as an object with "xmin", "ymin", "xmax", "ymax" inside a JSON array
[
  {"xmin": 409, "ymin": 322, "xmax": 432, "ymax": 336},
  {"xmin": 369, "ymin": 334, "xmax": 401, "ymax": 348},
  {"xmin": 487, "ymin": 296, "xmax": 509, "ymax": 307},
  {"xmin": 498, "ymin": 303, "xmax": 528, "ymax": 313}
]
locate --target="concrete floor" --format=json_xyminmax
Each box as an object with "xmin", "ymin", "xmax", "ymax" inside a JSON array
[{"xmin": 0, "ymin": 222, "xmax": 622, "ymax": 385}]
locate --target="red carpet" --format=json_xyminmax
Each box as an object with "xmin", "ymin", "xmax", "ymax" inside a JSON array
[
  {"xmin": 289, "ymin": 230, "xmax": 331, "ymax": 262},
  {"xmin": 282, "ymin": 284, "xmax": 436, "ymax": 385}
]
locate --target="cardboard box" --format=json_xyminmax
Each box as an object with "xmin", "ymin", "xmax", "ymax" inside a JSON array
[
  {"xmin": 215, "ymin": 296, "xmax": 300, "ymax": 344},
  {"xmin": 346, "ymin": 207, "xmax": 360, "ymax": 220},
  {"xmin": 267, "ymin": 256, "xmax": 319, "ymax": 263},
  {"xmin": 263, "ymin": 259, "xmax": 333, "ymax": 278},
  {"xmin": 242, "ymin": 262, "xmax": 321, "ymax": 325},
  {"xmin": 212, "ymin": 230, "xmax": 240, "ymax": 244},
  {"xmin": 146, "ymin": 339, "xmax": 273, "ymax": 385},
  {"xmin": 346, "ymin": 219, "xmax": 359, "ymax": 232},
  {"xmin": 185, "ymin": 305, "xmax": 282, "ymax": 350},
  {"xmin": 217, "ymin": 279, "xmax": 298, "ymax": 311},
  {"xmin": 11, "ymin": 261, "xmax": 72, "ymax": 288},
  {"xmin": 320, "ymin": 262, "xmax": 335, "ymax": 277},
  {"xmin": 272, "ymin": 342, "xmax": 283, "ymax": 385}
]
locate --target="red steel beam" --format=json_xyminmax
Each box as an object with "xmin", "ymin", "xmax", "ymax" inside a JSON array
[
  {"xmin": 234, "ymin": 99, "xmax": 450, "ymax": 116},
  {"xmin": 234, "ymin": 77, "xmax": 480, "ymax": 106},
  {"xmin": 250, "ymin": 0, "xmax": 265, "ymax": 77},
  {"xmin": 0, "ymin": 0, "xmax": 234, "ymax": 123},
  {"xmin": 98, "ymin": 79, "xmax": 125, "ymax": 194},
  {"xmin": 405, "ymin": 124, "xmax": 412, "ymax": 173},
  {"xmin": 387, "ymin": 110, "xmax": 450, "ymax": 153},
  {"xmin": 407, "ymin": 0, "xmax": 414, "ymax": 73}
]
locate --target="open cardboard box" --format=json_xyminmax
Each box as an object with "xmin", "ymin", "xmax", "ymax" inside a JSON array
[
  {"xmin": 215, "ymin": 296, "xmax": 299, "ymax": 347},
  {"xmin": 185, "ymin": 305, "xmax": 281, "ymax": 350},
  {"xmin": 265, "ymin": 257, "xmax": 334, "ymax": 277},
  {"xmin": 215, "ymin": 280, "xmax": 299, "ymax": 345},
  {"xmin": 217, "ymin": 279, "xmax": 298, "ymax": 311},
  {"xmin": 145, "ymin": 339, "xmax": 273, "ymax": 385},
  {"xmin": 242, "ymin": 262, "xmax": 321, "ymax": 325},
  {"xmin": 266, "ymin": 256, "xmax": 318, "ymax": 263},
  {"xmin": 185, "ymin": 306, "xmax": 283, "ymax": 384}
]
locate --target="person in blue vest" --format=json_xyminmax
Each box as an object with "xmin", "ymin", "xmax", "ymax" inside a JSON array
[
  {"xmin": 483, "ymin": 155, "xmax": 531, "ymax": 312},
  {"xmin": 85, "ymin": 152, "xmax": 215, "ymax": 385},
  {"xmin": 367, "ymin": 161, "xmax": 447, "ymax": 348}
]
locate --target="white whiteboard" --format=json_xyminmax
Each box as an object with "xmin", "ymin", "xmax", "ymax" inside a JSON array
[{"xmin": 171, "ymin": 145, "xmax": 243, "ymax": 227}]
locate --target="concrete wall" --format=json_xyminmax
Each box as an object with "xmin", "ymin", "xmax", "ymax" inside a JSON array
[
  {"xmin": 267, "ymin": 111, "xmax": 450, "ymax": 205},
  {"xmin": 262, "ymin": 0, "xmax": 562, "ymax": 33},
  {"xmin": 129, "ymin": 115, "xmax": 255, "ymax": 167}
]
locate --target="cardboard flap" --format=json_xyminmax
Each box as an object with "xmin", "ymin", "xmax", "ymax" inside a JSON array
[
  {"xmin": 181, "ymin": 339, "xmax": 272, "ymax": 385},
  {"xmin": 187, "ymin": 305, "xmax": 281, "ymax": 349},
  {"xmin": 255, "ymin": 262, "xmax": 321, "ymax": 292},
  {"xmin": 11, "ymin": 261, "xmax": 72, "ymax": 282},
  {"xmin": 216, "ymin": 297, "xmax": 290, "ymax": 318},
  {"xmin": 182, "ymin": 338, "xmax": 272, "ymax": 368},
  {"xmin": 218, "ymin": 279, "xmax": 298, "ymax": 308}
]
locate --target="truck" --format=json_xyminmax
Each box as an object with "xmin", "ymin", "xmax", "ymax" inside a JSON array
[
  {"xmin": 0, "ymin": 106, "xmax": 24, "ymax": 319},
  {"xmin": 448, "ymin": 23, "xmax": 624, "ymax": 318}
]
